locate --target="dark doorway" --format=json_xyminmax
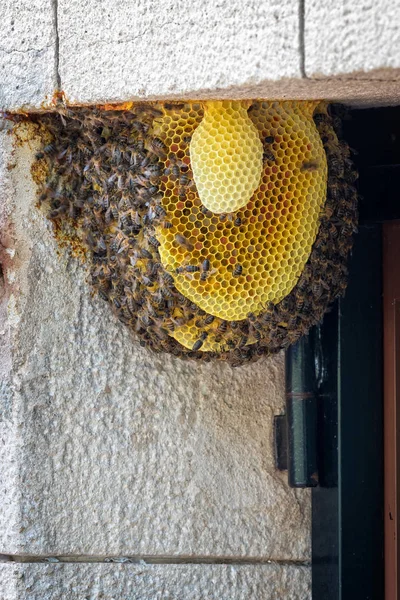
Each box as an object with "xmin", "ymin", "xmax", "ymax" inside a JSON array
[{"xmin": 311, "ymin": 105, "xmax": 400, "ymax": 600}]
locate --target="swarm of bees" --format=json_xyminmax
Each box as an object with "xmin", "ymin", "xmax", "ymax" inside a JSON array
[{"xmin": 28, "ymin": 101, "xmax": 357, "ymax": 367}]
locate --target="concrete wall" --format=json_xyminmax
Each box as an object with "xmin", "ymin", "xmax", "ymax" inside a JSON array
[
  {"xmin": 0, "ymin": 563, "xmax": 312, "ymax": 600},
  {"xmin": 1, "ymin": 0, "xmax": 400, "ymax": 111}
]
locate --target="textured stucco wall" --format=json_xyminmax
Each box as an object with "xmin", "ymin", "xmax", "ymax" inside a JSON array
[
  {"xmin": 305, "ymin": 0, "xmax": 400, "ymax": 77},
  {"xmin": 0, "ymin": 563, "xmax": 311, "ymax": 600},
  {"xmin": 0, "ymin": 0, "xmax": 57, "ymax": 110}
]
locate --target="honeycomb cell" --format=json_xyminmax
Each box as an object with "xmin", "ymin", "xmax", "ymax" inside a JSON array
[{"xmin": 155, "ymin": 100, "xmax": 327, "ymax": 346}]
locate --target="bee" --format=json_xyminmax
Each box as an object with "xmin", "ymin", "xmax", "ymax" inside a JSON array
[
  {"xmin": 301, "ymin": 160, "xmax": 319, "ymax": 172},
  {"xmin": 253, "ymin": 330, "xmax": 262, "ymax": 342},
  {"xmin": 150, "ymin": 137, "xmax": 167, "ymax": 158},
  {"xmin": 48, "ymin": 205, "xmax": 67, "ymax": 219},
  {"xmin": 43, "ymin": 143, "xmax": 56, "ymax": 156},
  {"xmin": 92, "ymin": 262, "xmax": 112, "ymax": 280},
  {"xmin": 175, "ymin": 234, "xmax": 194, "ymax": 252},
  {"xmin": 200, "ymin": 258, "xmax": 210, "ymax": 281},
  {"xmin": 148, "ymin": 235, "xmax": 160, "ymax": 248},
  {"xmin": 111, "ymin": 231, "xmax": 130, "ymax": 254},
  {"xmin": 233, "ymin": 264, "xmax": 242, "ymax": 277},
  {"xmin": 161, "ymin": 271, "xmax": 174, "ymax": 286},
  {"xmin": 234, "ymin": 217, "xmax": 242, "ymax": 226},
  {"xmin": 176, "ymin": 264, "xmax": 199, "ymax": 276},
  {"xmin": 162, "ymin": 318, "xmax": 176, "ymax": 332},
  {"xmin": 177, "ymin": 294, "xmax": 192, "ymax": 308},
  {"xmin": 145, "ymin": 163, "xmax": 162, "ymax": 178},
  {"xmin": 110, "ymin": 293, "xmax": 122, "ymax": 310},
  {"xmin": 345, "ymin": 169, "xmax": 358, "ymax": 184},
  {"xmin": 327, "ymin": 222, "xmax": 338, "ymax": 239},
  {"xmin": 96, "ymin": 236, "xmax": 107, "ymax": 253},
  {"xmin": 195, "ymin": 313, "xmax": 214, "ymax": 328},
  {"xmin": 340, "ymin": 222, "xmax": 357, "ymax": 236},
  {"xmin": 147, "ymin": 185, "xmax": 159, "ymax": 198},
  {"xmin": 154, "ymin": 205, "xmax": 167, "ymax": 218},
  {"xmin": 98, "ymin": 289, "xmax": 109, "ymax": 302},
  {"xmin": 267, "ymin": 301, "xmax": 281, "ymax": 317},
  {"xmin": 137, "ymin": 248, "xmax": 153, "ymax": 260},
  {"xmin": 313, "ymin": 113, "xmax": 329, "ymax": 126},
  {"xmin": 179, "ymin": 173, "xmax": 190, "ymax": 187},
  {"xmin": 134, "ymin": 139, "xmax": 145, "ymax": 153},
  {"xmin": 117, "ymin": 173, "xmax": 125, "ymax": 190},
  {"xmin": 135, "ymin": 104, "xmax": 164, "ymax": 118},
  {"xmin": 264, "ymin": 135, "xmax": 275, "ymax": 144},
  {"xmin": 238, "ymin": 335, "xmax": 248, "ymax": 348},
  {"xmin": 158, "ymin": 220, "xmax": 171, "ymax": 229},
  {"xmin": 321, "ymin": 203, "xmax": 334, "ymax": 220},
  {"xmin": 216, "ymin": 320, "xmax": 228, "ymax": 334},
  {"xmin": 263, "ymin": 150, "xmax": 275, "ymax": 162},
  {"xmin": 164, "ymin": 102, "xmax": 185, "ymax": 111},
  {"xmin": 200, "ymin": 205, "xmax": 212, "ymax": 217},
  {"xmin": 336, "ymin": 278, "xmax": 348, "ymax": 297},
  {"xmin": 329, "ymin": 157, "xmax": 344, "ymax": 178},
  {"xmin": 192, "ymin": 331, "xmax": 208, "ymax": 352},
  {"xmin": 119, "ymin": 213, "xmax": 132, "ymax": 230},
  {"xmin": 171, "ymin": 165, "xmax": 180, "ymax": 179},
  {"xmin": 100, "ymin": 195, "xmax": 110, "ymax": 210},
  {"xmin": 336, "ymin": 205, "xmax": 355, "ymax": 225},
  {"xmin": 311, "ymin": 280, "xmax": 328, "ymax": 298},
  {"xmin": 160, "ymin": 284, "xmax": 173, "ymax": 298}
]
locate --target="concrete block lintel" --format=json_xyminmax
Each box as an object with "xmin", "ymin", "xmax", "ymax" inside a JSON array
[{"xmin": 0, "ymin": 562, "xmax": 311, "ymax": 600}]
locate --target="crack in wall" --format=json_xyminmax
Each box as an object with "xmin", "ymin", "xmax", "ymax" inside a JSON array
[
  {"xmin": 52, "ymin": 0, "xmax": 61, "ymax": 89},
  {"xmin": 0, "ymin": 45, "xmax": 53, "ymax": 55},
  {"xmin": 299, "ymin": 0, "xmax": 306, "ymax": 78},
  {"xmin": 0, "ymin": 554, "xmax": 311, "ymax": 567}
]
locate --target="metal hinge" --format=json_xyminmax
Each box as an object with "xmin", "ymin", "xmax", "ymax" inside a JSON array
[{"xmin": 274, "ymin": 334, "xmax": 319, "ymax": 488}]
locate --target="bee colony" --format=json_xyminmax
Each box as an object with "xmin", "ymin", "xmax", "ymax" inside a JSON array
[{"xmin": 31, "ymin": 100, "xmax": 358, "ymax": 366}]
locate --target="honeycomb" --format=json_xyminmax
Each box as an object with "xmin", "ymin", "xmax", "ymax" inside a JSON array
[
  {"xmin": 155, "ymin": 101, "xmax": 328, "ymax": 342},
  {"xmin": 30, "ymin": 100, "xmax": 357, "ymax": 365},
  {"xmin": 190, "ymin": 101, "xmax": 263, "ymax": 213}
]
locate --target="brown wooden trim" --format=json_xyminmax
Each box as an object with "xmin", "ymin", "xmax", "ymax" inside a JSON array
[{"xmin": 384, "ymin": 221, "xmax": 400, "ymax": 600}]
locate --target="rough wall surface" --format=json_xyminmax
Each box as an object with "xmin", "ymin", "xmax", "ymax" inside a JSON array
[
  {"xmin": 0, "ymin": 0, "xmax": 57, "ymax": 110},
  {"xmin": 0, "ymin": 121, "xmax": 21, "ymax": 555},
  {"xmin": 305, "ymin": 0, "xmax": 400, "ymax": 77},
  {"xmin": 0, "ymin": 123, "xmax": 311, "ymax": 596},
  {"xmin": 0, "ymin": 563, "xmax": 311, "ymax": 600},
  {"xmin": 57, "ymin": 0, "xmax": 301, "ymax": 104}
]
